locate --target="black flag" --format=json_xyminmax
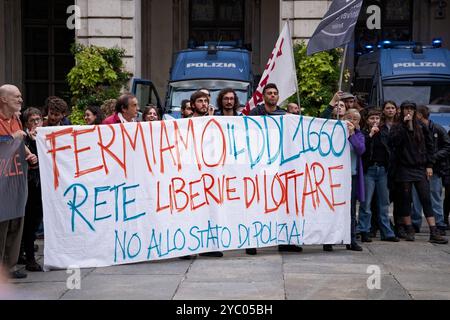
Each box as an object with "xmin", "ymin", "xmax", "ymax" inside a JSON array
[
  {"xmin": 307, "ymin": 0, "xmax": 363, "ymax": 56},
  {"xmin": 0, "ymin": 137, "xmax": 28, "ymax": 222}
]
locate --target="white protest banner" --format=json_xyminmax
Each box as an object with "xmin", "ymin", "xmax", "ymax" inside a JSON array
[
  {"xmin": 36, "ymin": 115, "xmax": 351, "ymax": 270},
  {"xmin": 243, "ymin": 22, "xmax": 298, "ymax": 115}
]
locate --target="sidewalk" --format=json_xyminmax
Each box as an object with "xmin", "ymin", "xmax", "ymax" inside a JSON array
[{"xmin": 3, "ymin": 230, "xmax": 450, "ymax": 300}]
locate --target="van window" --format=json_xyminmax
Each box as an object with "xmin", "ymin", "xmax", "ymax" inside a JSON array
[{"xmin": 383, "ymin": 84, "xmax": 450, "ymax": 106}]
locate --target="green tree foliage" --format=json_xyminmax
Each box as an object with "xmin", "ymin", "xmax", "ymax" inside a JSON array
[
  {"xmin": 288, "ymin": 42, "xmax": 342, "ymax": 116},
  {"xmin": 67, "ymin": 44, "xmax": 132, "ymax": 124}
]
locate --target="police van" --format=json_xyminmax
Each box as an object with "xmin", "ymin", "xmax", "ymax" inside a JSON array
[
  {"xmin": 164, "ymin": 42, "xmax": 254, "ymax": 118},
  {"xmin": 354, "ymin": 39, "xmax": 450, "ymax": 131}
]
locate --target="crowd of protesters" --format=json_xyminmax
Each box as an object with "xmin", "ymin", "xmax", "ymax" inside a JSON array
[{"xmin": 1, "ymin": 82, "xmax": 449, "ymax": 280}]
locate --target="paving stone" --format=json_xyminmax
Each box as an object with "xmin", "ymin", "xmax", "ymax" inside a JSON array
[
  {"xmin": 60, "ymin": 274, "xmax": 183, "ymax": 300},
  {"xmin": 3, "ymin": 282, "xmax": 68, "ymax": 300},
  {"xmin": 285, "ymin": 273, "xmax": 411, "ymax": 300},
  {"xmin": 92, "ymin": 259, "xmax": 191, "ymax": 275},
  {"xmin": 283, "ymin": 262, "xmax": 389, "ymax": 275},
  {"xmin": 174, "ymin": 281, "xmax": 285, "ymax": 300},
  {"xmin": 409, "ymin": 291, "xmax": 450, "ymax": 300},
  {"xmin": 186, "ymin": 255, "xmax": 283, "ymax": 282},
  {"xmin": 10, "ymin": 268, "xmax": 94, "ymax": 284},
  {"xmin": 393, "ymin": 272, "xmax": 450, "ymax": 292}
]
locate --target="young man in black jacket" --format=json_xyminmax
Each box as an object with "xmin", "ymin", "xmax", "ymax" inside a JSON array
[
  {"xmin": 249, "ymin": 83, "xmax": 303, "ymax": 254},
  {"xmin": 411, "ymin": 105, "xmax": 450, "ymax": 234},
  {"xmin": 249, "ymin": 83, "xmax": 286, "ymax": 116}
]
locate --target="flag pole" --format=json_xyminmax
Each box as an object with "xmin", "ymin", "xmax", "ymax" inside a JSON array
[
  {"xmin": 338, "ymin": 44, "xmax": 348, "ymax": 91},
  {"xmin": 286, "ymin": 20, "xmax": 302, "ymax": 115}
]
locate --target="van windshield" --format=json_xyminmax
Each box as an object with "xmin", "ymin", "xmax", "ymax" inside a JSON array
[
  {"xmin": 167, "ymin": 80, "xmax": 250, "ymax": 111},
  {"xmin": 383, "ymin": 83, "xmax": 450, "ymax": 106}
]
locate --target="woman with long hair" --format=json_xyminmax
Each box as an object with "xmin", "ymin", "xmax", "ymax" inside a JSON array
[
  {"xmin": 142, "ymin": 105, "xmax": 160, "ymax": 121},
  {"xmin": 388, "ymin": 101, "xmax": 447, "ymax": 244},
  {"xmin": 382, "ymin": 100, "xmax": 399, "ymax": 129},
  {"xmin": 84, "ymin": 105, "xmax": 105, "ymax": 125}
]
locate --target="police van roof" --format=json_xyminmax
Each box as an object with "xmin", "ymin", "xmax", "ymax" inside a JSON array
[
  {"xmin": 356, "ymin": 46, "xmax": 450, "ymax": 80},
  {"xmin": 381, "ymin": 47, "xmax": 450, "ymax": 78},
  {"xmin": 170, "ymin": 48, "xmax": 252, "ymax": 82}
]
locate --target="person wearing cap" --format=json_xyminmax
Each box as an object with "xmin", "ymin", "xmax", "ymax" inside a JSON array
[
  {"xmin": 340, "ymin": 92, "xmax": 356, "ymax": 110},
  {"xmin": 358, "ymin": 108, "xmax": 399, "ymax": 243},
  {"xmin": 321, "ymin": 91, "xmax": 354, "ymax": 119},
  {"xmin": 388, "ymin": 101, "xmax": 448, "ymax": 244}
]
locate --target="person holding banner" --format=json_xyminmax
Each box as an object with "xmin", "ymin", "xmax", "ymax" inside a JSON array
[
  {"xmin": 142, "ymin": 104, "xmax": 160, "ymax": 122},
  {"xmin": 249, "ymin": 84, "xmax": 287, "ymax": 117},
  {"xmin": 216, "ymin": 88, "xmax": 241, "ymax": 117},
  {"xmin": 84, "ymin": 105, "xmax": 105, "ymax": 125},
  {"xmin": 343, "ymin": 109, "xmax": 365, "ymax": 251},
  {"xmin": 199, "ymin": 88, "xmax": 216, "ymax": 116},
  {"xmin": 180, "ymin": 99, "xmax": 193, "ymax": 118},
  {"xmin": 0, "ymin": 84, "xmax": 38, "ymax": 279},
  {"xmin": 190, "ymin": 91, "xmax": 210, "ymax": 118},
  {"xmin": 103, "ymin": 93, "xmax": 139, "ymax": 124},
  {"xmin": 17, "ymin": 108, "xmax": 45, "ymax": 272},
  {"xmin": 249, "ymin": 84, "xmax": 303, "ymax": 254},
  {"xmin": 286, "ymin": 103, "xmax": 300, "ymax": 115},
  {"xmin": 179, "ymin": 90, "xmax": 223, "ymax": 259},
  {"xmin": 43, "ymin": 96, "xmax": 71, "ymax": 127},
  {"xmin": 324, "ymin": 109, "xmax": 365, "ymax": 252}
]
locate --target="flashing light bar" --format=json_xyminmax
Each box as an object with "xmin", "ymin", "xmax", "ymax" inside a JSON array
[{"xmin": 432, "ymin": 38, "xmax": 442, "ymax": 48}]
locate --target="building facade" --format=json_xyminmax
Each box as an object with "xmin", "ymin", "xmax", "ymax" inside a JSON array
[{"xmin": 1, "ymin": 0, "xmax": 449, "ymax": 106}]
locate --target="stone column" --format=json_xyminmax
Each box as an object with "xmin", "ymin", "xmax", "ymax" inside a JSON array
[
  {"xmin": 281, "ymin": 0, "xmax": 331, "ymax": 44},
  {"xmin": 75, "ymin": 0, "xmax": 139, "ymax": 77}
]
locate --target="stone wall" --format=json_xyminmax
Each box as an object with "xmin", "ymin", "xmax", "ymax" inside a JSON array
[
  {"xmin": 75, "ymin": 0, "xmax": 140, "ymax": 77},
  {"xmin": 280, "ymin": 0, "xmax": 331, "ymax": 44}
]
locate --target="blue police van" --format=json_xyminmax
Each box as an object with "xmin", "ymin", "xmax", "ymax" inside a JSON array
[
  {"xmin": 354, "ymin": 40, "xmax": 450, "ymax": 131},
  {"xmin": 132, "ymin": 42, "xmax": 254, "ymax": 119},
  {"xmin": 164, "ymin": 42, "xmax": 254, "ymax": 118}
]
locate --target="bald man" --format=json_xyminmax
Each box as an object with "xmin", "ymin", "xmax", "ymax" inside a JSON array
[
  {"xmin": 0, "ymin": 84, "xmax": 38, "ymax": 279},
  {"xmin": 287, "ymin": 103, "xmax": 300, "ymax": 115}
]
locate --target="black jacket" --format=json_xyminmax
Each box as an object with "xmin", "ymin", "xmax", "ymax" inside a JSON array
[
  {"xmin": 362, "ymin": 125, "xmax": 390, "ymax": 172},
  {"xmin": 388, "ymin": 120, "xmax": 434, "ymax": 181},
  {"xmin": 249, "ymin": 104, "xmax": 286, "ymax": 116},
  {"xmin": 24, "ymin": 135, "xmax": 40, "ymax": 188},
  {"xmin": 427, "ymin": 121, "xmax": 450, "ymax": 177}
]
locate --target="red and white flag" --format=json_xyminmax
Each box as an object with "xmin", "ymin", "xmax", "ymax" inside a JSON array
[{"xmin": 242, "ymin": 22, "xmax": 298, "ymax": 115}]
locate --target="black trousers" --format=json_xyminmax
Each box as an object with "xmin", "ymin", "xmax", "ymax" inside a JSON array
[
  {"xmin": 444, "ymin": 183, "xmax": 450, "ymax": 225},
  {"xmin": 389, "ymin": 182, "xmax": 402, "ymax": 226},
  {"xmin": 398, "ymin": 178, "xmax": 434, "ymax": 219},
  {"xmin": 22, "ymin": 181, "xmax": 43, "ymax": 261}
]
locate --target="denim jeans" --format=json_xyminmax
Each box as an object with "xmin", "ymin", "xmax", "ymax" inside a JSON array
[
  {"xmin": 358, "ymin": 165, "xmax": 395, "ymax": 238},
  {"xmin": 351, "ymin": 175, "xmax": 357, "ymax": 245},
  {"xmin": 412, "ymin": 174, "xmax": 446, "ymax": 228}
]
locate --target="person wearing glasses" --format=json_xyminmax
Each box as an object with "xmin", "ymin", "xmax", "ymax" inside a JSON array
[{"xmin": 18, "ymin": 107, "xmax": 45, "ymax": 272}]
